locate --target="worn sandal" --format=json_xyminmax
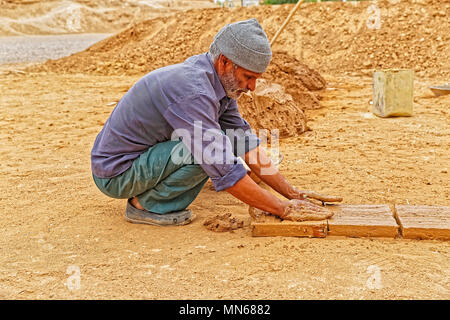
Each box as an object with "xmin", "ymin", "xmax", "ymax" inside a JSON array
[{"xmin": 124, "ymin": 199, "xmax": 195, "ymax": 226}]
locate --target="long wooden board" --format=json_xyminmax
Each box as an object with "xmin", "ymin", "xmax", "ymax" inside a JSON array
[
  {"xmin": 251, "ymin": 204, "xmax": 398, "ymax": 238},
  {"xmin": 327, "ymin": 204, "xmax": 398, "ymax": 238},
  {"xmin": 395, "ymin": 205, "xmax": 450, "ymax": 240}
]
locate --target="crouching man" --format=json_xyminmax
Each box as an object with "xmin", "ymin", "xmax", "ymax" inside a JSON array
[{"xmin": 91, "ymin": 19, "xmax": 341, "ymax": 226}]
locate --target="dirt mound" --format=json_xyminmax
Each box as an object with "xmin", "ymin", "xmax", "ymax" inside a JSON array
[
  {"xmin": 31, "ymin": 6, "xmax": 294, "ymax": 75},
  {"xmin": 30, "ymin": 6, "xmax": 324, "ymax": 135},
  {"xmin": 32, "ymin": 1, "xmax": 449, "ymax": 78},
  {"xmin": 203, "ymin": 213, "xmax": 244, "ymax": 232},
  {"xmin": 263, "ymin": 52, "xmax": 326, "ymax": 109},
  {"xmin": 239, "ymin": 79, "xmax": 308, "ymax": 138},
  {"xmin": 275, "ymin": 0, "xmax": 450, "ymax": 78}
]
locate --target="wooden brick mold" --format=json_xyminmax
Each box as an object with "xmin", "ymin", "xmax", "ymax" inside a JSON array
[
  {"xmin": 251, "ymin": 204, "xmax": 398, "ymax": 238},
  {"xmin": 251, "ymin": 214, "xmax": 327, "ymax": 238}
]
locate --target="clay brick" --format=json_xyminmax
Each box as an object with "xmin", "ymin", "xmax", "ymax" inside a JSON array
[
  {"xmin": 395, "ymin": 205, "xmax": 450, "ymax": 240},
  {"xmin": 327, "ymin": 204, "xmax": 398, "ymax": 238}
]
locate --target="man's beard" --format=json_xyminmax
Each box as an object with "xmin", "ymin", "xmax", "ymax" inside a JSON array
[{"xmin": 220, "ymin": 69, "xmax": 248, "ymax": 100}]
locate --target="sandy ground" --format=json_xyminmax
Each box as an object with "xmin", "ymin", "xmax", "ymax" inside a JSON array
[{"xmin": 1, "ymin": 67, "xmax": 449, "ymax": 299}]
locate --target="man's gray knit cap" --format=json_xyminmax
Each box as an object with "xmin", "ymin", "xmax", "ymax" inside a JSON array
[{"xmin": 210, "ymin": 18, "xmax": 272, "ymax": 73}]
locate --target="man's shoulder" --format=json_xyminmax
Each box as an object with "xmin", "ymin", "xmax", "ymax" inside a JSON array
[{"xmin": 141, "ymin": 54, "xmax": 216, "ymax": 98}]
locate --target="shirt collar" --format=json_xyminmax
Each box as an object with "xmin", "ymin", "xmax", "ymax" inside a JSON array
[{"xmin": 205, "ymin": 52, "xmax": 227, "ymax": 102}]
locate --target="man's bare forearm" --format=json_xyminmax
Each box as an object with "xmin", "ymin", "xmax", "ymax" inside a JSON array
[
  {"xmin": 244, "ymin": 146, "xmax": 298, "ymax": 200},
  {"xmin": 225, "ymin": 174, "xmax": 288, "ymax": 216}
]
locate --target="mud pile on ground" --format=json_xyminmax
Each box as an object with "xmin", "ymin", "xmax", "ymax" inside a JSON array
[
  {"xmin": 264, "ymin": 52, "xmax": 326, "ymax": 109},
  {"xmin": 203, "ymin": 213, "xmax": 244, "ymax": 232},
  {"xmin": 239, "ymin": 79, "xmax": 308, "ymax": 137}
]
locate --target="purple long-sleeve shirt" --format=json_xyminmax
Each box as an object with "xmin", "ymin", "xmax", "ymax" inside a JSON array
[{"xmin": 91, "ymin": 53, "xmax": 260, "ymax": 191}]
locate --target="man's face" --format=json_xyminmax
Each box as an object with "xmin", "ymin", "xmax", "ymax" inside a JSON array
[{"xmin": 217, "ymin": 56, "xmax": 262, "ymax": 100}]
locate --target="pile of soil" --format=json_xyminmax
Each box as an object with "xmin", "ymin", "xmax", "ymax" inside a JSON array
[
  {"xmin": 239, "ymin": 79, "xmax": 308, "ymax": 138},
  {"xmin": 31, "ymin": 6, "xmax": 312, "ymax": 77},
  {"xmin": 295, "ymin": 0, "xmax": 449, "ymax": 78},
  {"xmin": 32, "ymin": 1, "xmax": 449, "ymax": 78},
  {"xmin": 263, "ymin": 52, "xmax": 326, "ymax": 109}
]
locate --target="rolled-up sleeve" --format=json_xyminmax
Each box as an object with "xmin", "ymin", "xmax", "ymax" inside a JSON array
[
  {"xmin": 164, "ymin": 94, "xmax": 247, "ymax": 191},
  {"xmin": 219, "ymin": 99, "xmax": 260, "ymax": 157}
]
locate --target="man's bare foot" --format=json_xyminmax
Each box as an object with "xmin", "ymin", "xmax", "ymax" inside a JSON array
[{"xmin": 130, "ymin": 197, "xmax": 145, "ymax": 210}]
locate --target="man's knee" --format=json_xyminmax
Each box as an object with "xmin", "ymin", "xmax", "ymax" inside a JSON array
[{"xmin": 169, "ymin": 140, "xmax": 195, "ymax": 166}]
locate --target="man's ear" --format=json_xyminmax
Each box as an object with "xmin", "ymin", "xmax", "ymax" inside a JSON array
[
  {"xmin": 215, "ymin": 54, "xmax": 233, "ymax": 76},
  {"xmin": 220, "ymin": 55, "xmax": 235, "ymax": 73},
  {"xmin": 216, "ymin": 54, "xmax": 228, "ymax": 75},
  {"xmin": 218, "ymin": 54, "xmax": 228, "ymax": 69},
  {"xmin": 220, "ymin": 54, "xmax": 230, "ymax": 66}
]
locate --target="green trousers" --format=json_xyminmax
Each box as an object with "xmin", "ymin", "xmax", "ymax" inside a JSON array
[{"xmin": 93, "ymin": 140, "xmax": 209, "ymax": 214}]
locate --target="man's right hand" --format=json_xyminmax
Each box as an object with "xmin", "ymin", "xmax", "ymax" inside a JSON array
[
  {"xmin": 249, "ymin": 199, "xmax": 333, "ymax": 222},
  {"xmin": 281, "ymin": 199, "xmax": 333, "ymax": 222}
]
